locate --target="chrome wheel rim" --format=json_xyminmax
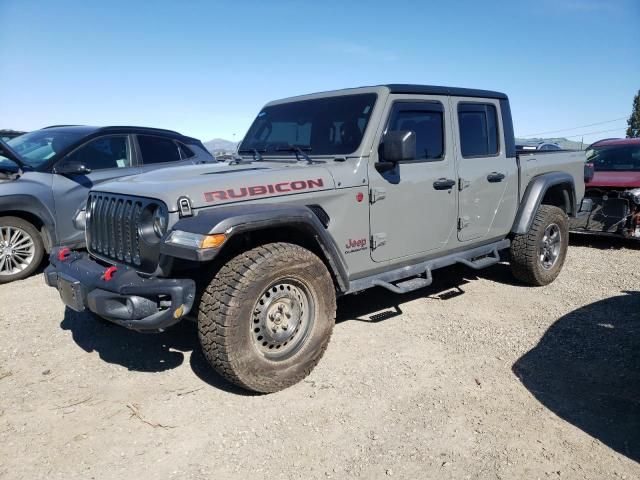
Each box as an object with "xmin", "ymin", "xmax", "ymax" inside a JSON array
[
  {"xmin": 539, "ymin": 223, "xmax": 561, "ymax": 270},
  {"xmin": 251, "ymin": 279, "xmax": 314, "ymax": 360},
  {"xmin": 0, "ymin": 226, "xmax": 36, "ymax": 276}
]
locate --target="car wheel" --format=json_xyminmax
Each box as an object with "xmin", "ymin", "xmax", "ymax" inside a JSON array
[
  {"xmin": 0, "ymin": 217, "xmax": 45, "ymax": 284},
  {"xmin": 198, "ymin": 242, "xmax": 336, "ymax": 393},
  {"xmin": 509, "ymin": 205, "xmax": 569, "ymax": 286}
]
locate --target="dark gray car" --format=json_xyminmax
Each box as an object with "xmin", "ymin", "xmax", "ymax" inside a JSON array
[{"xmin": 0, "ymin": 126, "xmax": 213, "ymax": 283}]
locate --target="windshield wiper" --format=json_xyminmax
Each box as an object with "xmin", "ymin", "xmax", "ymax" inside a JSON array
[
  {"xmin": 237, "ymin": 148, "xmax": 265, "ymax": 162},
  {"xmin": 275, "ymin": 145, "xmax": 314, "ymax": 164}
]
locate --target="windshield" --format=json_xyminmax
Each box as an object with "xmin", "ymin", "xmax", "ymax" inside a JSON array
[
  {"xmin": 586, "ymin": 144, "xmax": 640, "ymax": 172},
  {"xmin": 0, "ymin": 129, "xmax": 87, "ymax": 169},
  {"xmin": 240, "ymin": 93, "xmax": 377, "ymax": 156}
]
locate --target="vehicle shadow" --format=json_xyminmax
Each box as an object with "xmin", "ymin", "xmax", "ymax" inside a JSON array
[
  {"xmin": 59, "ymin": 262, "xmax": 521, "ymax": 394},
  {"xmin": 337, "ymin": 262, "xmax": 519, "ymax": 323},
  {"xmin": 513, "ymin": 291, "xmax": 640, "ymax": 462},
  {"xmin": 60, "ymin": 309, "xmax": 251, "ymax": 395},
  {"xmin": 570, "ymin": 233, "xmax": 640, "ymax": 250}
]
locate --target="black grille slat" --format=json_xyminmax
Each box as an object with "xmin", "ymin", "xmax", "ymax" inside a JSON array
[
  {"xmin": 123, "ymin": 200, "xmax": 133, "ymax": 264},
  {"xmin": 108, "ymin": 197, "xmax": 117, "ymax": 257},
  {"xmin": 86, "ymin": 193, "xmax": 162, "ymax": 272},
  {"xmin": 115, "ymin": 199, "xmax": 125, "ymax": 260}
]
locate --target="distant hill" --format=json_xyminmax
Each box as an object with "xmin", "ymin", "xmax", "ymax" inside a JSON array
[
  {"xmin": 515, "ymin": 137, "xmax": 585, "ymax": 150},
  {"xmin": 204, "ymin": 138, "xmax": 238, "ymax": 154}
]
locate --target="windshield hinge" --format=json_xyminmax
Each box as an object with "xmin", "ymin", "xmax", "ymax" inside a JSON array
[{"xmin": 370, "ymin": 188, "xmax": 386, "ymax": 204}]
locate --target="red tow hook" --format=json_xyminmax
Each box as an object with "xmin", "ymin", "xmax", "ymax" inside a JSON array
[
  {"xmin": 102, "ymin": 266, "xmax": 118, "ymax": 282},
  {"xmin": 57, "ymin": 247, "xmax": 71, "ymax": 261}
]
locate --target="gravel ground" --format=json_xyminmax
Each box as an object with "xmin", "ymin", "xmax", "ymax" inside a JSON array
[{"xmin": 0, "ymin": 235, "xmax": 638, "ymax": 479}]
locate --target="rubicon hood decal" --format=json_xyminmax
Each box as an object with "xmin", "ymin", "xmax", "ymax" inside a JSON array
[
  {"xmin": 90, "ymin": 162, "xmax": 336, "ymax": 211},
  {"xmin": 204, "ymin": 178, "xmax": 324, "ymax": 202}
]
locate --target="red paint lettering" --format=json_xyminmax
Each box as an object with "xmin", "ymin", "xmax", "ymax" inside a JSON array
[
  {"xmin": 307, "ymin": 178, "xmax": 324, "ymax": 188},
  {"xmin": 275, "ymin": 183, "xmax": 290, "ymax": 192},
  {"xmin": 227, "ymin": 187, "xmax": 248, "ymax": 199},
  {"xmin": 248, "ymin": 185, "xmax": 268, "ymax": 196},
  {"xmin": 204, "ymin": 190, "xmax": 228, "ymax": 202},
  {"xmin": 290, "ymin": 181, "xmax": 307, "ymax": 190}
]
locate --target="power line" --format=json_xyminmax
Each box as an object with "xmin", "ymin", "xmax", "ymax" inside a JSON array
[
  {"xmin": 521, "ymin": 117, "xmax": 627, "ymax": 137},
  {"xmin": 562, "ymin": 127, "xmax": 627, "ymax": 139}
]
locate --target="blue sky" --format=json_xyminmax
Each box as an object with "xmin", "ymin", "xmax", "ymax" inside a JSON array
[{"xmin": 1, "ymin": 0, "xmax": 638, "ymax": 144}]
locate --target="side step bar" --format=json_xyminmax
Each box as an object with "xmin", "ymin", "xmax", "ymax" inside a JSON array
[
  {"xmin": 347, "ymin": 239, "xmax": 509, "ymax": 294},
  {"xmin": 372, "ymin": 269, "xmax": 433, "ymax": 294}
]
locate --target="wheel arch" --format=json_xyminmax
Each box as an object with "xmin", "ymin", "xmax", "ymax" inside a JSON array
[
  {"xmin": 0, "ymin": 195, "xmax": 57, "ymax": 252},
  {"xmin": 511, "ymin": 172, "xmax": 577, "ymax": 235},
  {"xmin": 166, "ymin": 204, "xmax": 349, "ymax": 293}
]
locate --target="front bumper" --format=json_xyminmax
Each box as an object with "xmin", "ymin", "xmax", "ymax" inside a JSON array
[{"xmin": 45, "ymin": 249, "xmax": 196, "ymax": 331}]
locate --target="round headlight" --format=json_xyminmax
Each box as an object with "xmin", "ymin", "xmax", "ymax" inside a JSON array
[{"xmin": 152, "ymin": 206, "xmax": 167, "ymax": 237}]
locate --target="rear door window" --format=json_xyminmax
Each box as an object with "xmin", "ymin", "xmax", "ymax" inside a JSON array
[
  {"xmin": 137, "ymin": 135, "xmax": 182, "ymax": 164},
  {"xmin": 458, "ymin": 103, "xmax": 499, "ymax": 157}
]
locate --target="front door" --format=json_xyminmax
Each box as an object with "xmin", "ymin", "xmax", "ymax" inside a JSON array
[
  {"xmin": 369, "ymin": 95, "xmax": 458, "ymax": 262},
  {"xmin": 452, "ymin": 98, "xmax": 518, "ymax": 242},
  {"xmin": 52, "ymin": 135, "xmax": 140, "ymax": 245}
]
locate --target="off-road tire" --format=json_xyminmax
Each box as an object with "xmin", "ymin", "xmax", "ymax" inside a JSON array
[
  {"xmin": 0, "ymin": 216, "xmax": 45, "ymax": 284},
  {"xmin": 509, "ymin": 205, "xmax": 568, "ymax": 286},
  {"xmin": 198, "ymin": 243, "xmax": 336, "ymax": 393}
]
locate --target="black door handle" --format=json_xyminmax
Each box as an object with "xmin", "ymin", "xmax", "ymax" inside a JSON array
[
  {"xmin": 433, "ymin": 178, "xmax": 456, "ymax": 190},
  {"xmin": 487, "ymin": 172, "xmax": 505, "ymax": 183}
]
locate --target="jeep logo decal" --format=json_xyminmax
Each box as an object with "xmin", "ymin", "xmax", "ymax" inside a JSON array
[{"xmin": 204, "ymin": 178, "xmax": 324, "ymax": 202}]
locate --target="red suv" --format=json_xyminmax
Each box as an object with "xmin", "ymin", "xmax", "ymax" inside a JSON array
[{"xmin": 571, "ymin": 138, "xmax": 640, "ymax": 239}]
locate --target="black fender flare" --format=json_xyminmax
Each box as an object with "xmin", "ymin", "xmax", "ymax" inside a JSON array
[
  {"xmin": 511, "ymin": 172, "xmax": 577, "ymax": 235},
  {"xmin": 0, "ymin": 194, "xmax": 57, "ymax": 250},
  {"xmin": 162, "ymin": 204, "xmax": 349, "ymax": 292}
]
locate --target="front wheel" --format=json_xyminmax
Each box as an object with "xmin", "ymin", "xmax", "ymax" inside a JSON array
[
  {"xmin": 509, "ymin": 205, "xmax": 569, "ymax": 286},
  {"xmin": 0, "ymin": 217, "xmax": 45, "ymax": 284},
  {"xmin": 198, "ymin": 243, "xmax": 337, "ymax": 393}
]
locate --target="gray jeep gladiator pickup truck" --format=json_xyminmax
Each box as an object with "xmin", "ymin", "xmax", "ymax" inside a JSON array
[{"xmin": 45, "ymin": 84, "xmax": 585, "ymax": 393}]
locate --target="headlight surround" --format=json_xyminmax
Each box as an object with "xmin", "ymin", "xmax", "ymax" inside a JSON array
[
  {"xmin": 152, "ymin": 206, "xmax": 168, "ymax": 237},
  {"xmin": 166, "ymin": 230, "xmax": 226, "ymax": 249}
]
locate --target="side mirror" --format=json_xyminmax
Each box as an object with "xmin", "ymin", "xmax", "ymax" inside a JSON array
[
  {"xmin": 382, "ymin": 130, "xmax": 416, "ymax": 162},
  {"xmin": 55, "ymin": 161, "xmax": 92, "ymax": 176},
  {"xmin": 584, "ymin": 162, "xmax": 595, "ymax": 184}
]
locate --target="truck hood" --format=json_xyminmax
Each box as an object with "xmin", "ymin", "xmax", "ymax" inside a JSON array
[
  {"xmin": 94, "ymin": 161, "xmax": 336, "ymax": 211},
  {"xmin": 587, "ymin": 171, "xmax": 640, "ymax": 189}
]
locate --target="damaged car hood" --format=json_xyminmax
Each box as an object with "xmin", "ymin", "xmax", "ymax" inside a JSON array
[
  {"xmin": 587, "ymin": 171, "xmax": 640, "ymax": 189},
  {"xmin": 93, "ymin": 161, "xmax": 336, "ymax": 212}
]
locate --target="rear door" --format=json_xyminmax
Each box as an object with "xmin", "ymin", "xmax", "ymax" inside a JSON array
[
  {"xmin": 368, "ymin": 95, "xmax": 458, "ymax": 262},
  {"xmin": 135, "ymin": 135, "xmax": 197, "ymax": 173},
  {"xmin": 52, "ymin": 135, "xmax": 140, "ymax": 245},
  {"xmin": 452, "ymin": 98, "xmax": 518, "ymax": 241}
]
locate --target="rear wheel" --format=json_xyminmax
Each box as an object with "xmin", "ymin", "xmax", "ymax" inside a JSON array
[
  {"xmin": 198, "ymin": 243, "xmax": 336, "ymax": 393},
  {"xmin": 0, "ymin": 217, "xmax": 44, "ymax": 284},
  {"xmin": 509, "ymin": 205, "xmax": 569, "ymax": 286}
]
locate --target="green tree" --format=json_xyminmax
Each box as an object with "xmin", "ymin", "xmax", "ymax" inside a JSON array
[{"xmin": 627, "ymin": 90, "xmax": 640, "ymax": 138}]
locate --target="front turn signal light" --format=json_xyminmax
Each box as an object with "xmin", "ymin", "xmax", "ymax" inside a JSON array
[
  {"xmin": 166, "ymin": 230, "xmax": 227, "ymax": 249},
  {"xmin": 200, "ymin": 234, "xmax": 226, "ymax": 249}
]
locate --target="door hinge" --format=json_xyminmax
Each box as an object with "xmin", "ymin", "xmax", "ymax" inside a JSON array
[
  {"xmin": 458, "ymin": 178, "xmax": 470, "ymax": 191},
  {"xmin": 370, "ymin": 187, "xmax": 386, "ymax": 204},
  {"xmin": 371, "ymin": 233, "xmax": 387, "ymax": 249},
  {"xmin": 458, "ymin": 217, "xmax": 470, "ymax": 230}
]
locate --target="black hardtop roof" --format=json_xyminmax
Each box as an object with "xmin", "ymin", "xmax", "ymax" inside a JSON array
[
  {"xmin": 384, "ymin": 84, "xmax": 508, "ymax": 100},
  {"xmin": 40, "ymin": 125, "xmax": 198, "ymax": 140}
]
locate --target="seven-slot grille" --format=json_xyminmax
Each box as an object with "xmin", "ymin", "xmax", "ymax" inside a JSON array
[{"xmin": 87, "ymin": 193, "xmax": 148, "ymax": 267}]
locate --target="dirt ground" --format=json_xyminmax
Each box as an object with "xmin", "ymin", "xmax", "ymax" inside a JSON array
[{"xmin": 0, "ymin": 235, "xmax": 638, "ymax": 479}]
